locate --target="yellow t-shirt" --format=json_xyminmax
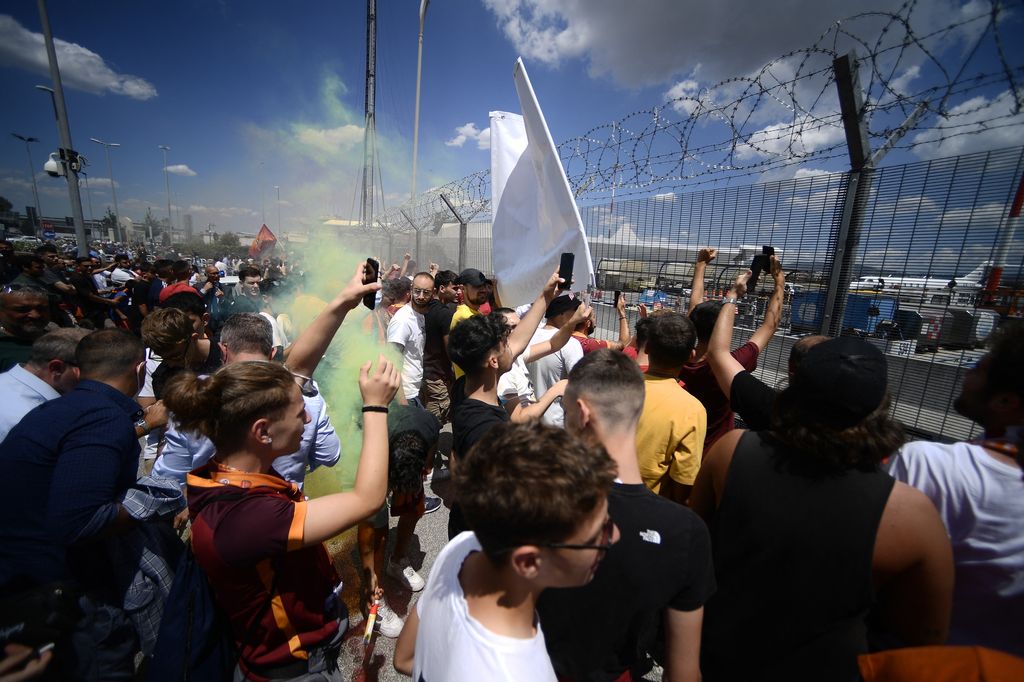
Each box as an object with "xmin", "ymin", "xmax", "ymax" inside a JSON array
[
  {"xmin": 449, "ymin": 304, "xmax": 479, "ymax": 379},
  {"xmin": 635, "ymin": 375, "xmax": 707, "ymax": 492}
]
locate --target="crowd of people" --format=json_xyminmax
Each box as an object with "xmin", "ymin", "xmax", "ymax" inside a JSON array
[{"xmin": 0, "ymin": 239, "xmax": 1020, "ymax": 681}]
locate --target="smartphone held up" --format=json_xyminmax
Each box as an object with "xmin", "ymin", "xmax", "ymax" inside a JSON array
[
  {"xmin": 363, "ymin": 258, "xmax": 380, "ymax": 310},
  {"xmin": 747, "ymin": 246, "xmax": 774, "ymax": 293}
]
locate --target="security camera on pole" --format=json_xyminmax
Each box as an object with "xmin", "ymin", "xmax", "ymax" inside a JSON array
[{"xmin": 35, "ymin": 0, "xmax": 88, "ymax": 257}]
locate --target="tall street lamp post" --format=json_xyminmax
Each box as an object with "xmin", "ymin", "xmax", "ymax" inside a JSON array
[
  {"xmin": 274, "ymin": 185, "xmax": 281, "ymax": 231},
  {"xmin": 11, "ymin": 133, "xmax": 42, "ymax": 235},
  {"xmin": 35, "ymin": 0, "xmax": 87, "ymax": 256},
  {"xmin": 90, "ymin": 138, "xmax": 122, "ymax": 242},
  {"xmin": 411, "ymin": 0, "xmax": 429, "ymax": 200},
  {"xmin": 158, "ymin": 144, "xmax": 172, "ymax": 235}
]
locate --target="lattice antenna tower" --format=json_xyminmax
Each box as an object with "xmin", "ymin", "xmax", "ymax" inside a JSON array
[{"xmin": 359, "ymin": 0, "xmax": 378, "ymax": 233}]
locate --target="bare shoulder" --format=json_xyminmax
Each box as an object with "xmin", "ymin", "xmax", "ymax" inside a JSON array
[{"xmin": 873, "ymin": 481, "xmax": 946, "ymax": 575}]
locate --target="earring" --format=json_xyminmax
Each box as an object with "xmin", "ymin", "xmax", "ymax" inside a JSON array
[{"xmin": 264, "ymin": 437, "xmax": 273, "ymax": 445}]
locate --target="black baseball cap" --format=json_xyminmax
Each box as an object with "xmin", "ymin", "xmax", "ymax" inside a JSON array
[
  {"xmin": 791, "ymin": 336, "xmax": 888, "ymax": 429},
  {"xmin": 546, "ymin": 293, "xmax": 582, "ymax": 319},
  {"xmin": 455, "ymin": 268, "xmax": 489, "ymax": 287}
]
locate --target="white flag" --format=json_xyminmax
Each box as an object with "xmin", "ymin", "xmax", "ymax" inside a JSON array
[{"xmin": 490, "ymin": 58, "xmax": 595, "ymax": 308}]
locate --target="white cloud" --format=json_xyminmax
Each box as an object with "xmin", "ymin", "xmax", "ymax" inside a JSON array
[
  {"xmin": 445, "ymin": 122, "xmax": 491, "ymax": 150},
  {"xmin": 481, "ymin": 0, "xmax": 934, "ymax": 88},
  {"xmin": 187, "ymin": 203, "xmax": 259, "ymax": 218},
  {"xmin": 82, "ymin": 176, "xmax": 119, "ymax": 189},
  {"xmin": 911, "ymin": 88, "xmax": 1024, "ymax": 158},
  {"xmin": 793, "ymin": 168, "xmax": 833, "ymax": 179},
  {"xmin": 664, "ymin": 78, "xmax": 702, "ymax": 115},
  {"xmin": 888, "ymin": 65, "xmax": 921, "ymax": 99},
  {"xmin": 0, "ymin": 15, "xmax": 157, "ymax": 100},
  {"xmin": 165, "ymin": 164, "xmax": 197, "ymax": 177},
  {"xmin": 734, "ymin": 118, "xmax": 846, "ymax": 161}
]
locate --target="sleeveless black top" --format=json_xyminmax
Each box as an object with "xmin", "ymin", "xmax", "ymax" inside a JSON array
[{"xmin": 701, "ymin": 430, "xmax": 895, "ymax": 682}]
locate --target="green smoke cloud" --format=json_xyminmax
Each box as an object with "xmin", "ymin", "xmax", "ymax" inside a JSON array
[{"xmin": 276, "ymin": 234, "xmax": 402, "ymax": 498}]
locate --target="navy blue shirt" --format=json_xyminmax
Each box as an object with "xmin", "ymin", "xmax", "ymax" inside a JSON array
[{"xmin": 0, "ymin": 380, "xmax": 142, "ymax": 594}]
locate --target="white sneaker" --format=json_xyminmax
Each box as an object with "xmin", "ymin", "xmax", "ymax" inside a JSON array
[
  {"xmin": 376, "ymin": 600, "xmax": 403, "ymax": 638},
  {"xmin": 387, "ymin": 557, "xmax": 426, "ymax": 592}
]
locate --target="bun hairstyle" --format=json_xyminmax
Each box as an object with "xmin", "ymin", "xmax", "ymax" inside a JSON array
[{"xmin": 162, "ymin": 361, "xmax": 297, "ymax": 450}]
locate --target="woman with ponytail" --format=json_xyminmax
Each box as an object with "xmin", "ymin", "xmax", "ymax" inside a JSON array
[{"xmin": 163, "ymin": 356, "xmax": 400, "ymax": 681}]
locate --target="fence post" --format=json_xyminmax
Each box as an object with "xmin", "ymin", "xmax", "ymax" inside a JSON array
[
  {"xmin": 819, "ymin": 52, "xmax": 872, "ymax": 336},
  {"xmin": 439, "ymin": 193, "xmax": 467, "ymax": 271}
]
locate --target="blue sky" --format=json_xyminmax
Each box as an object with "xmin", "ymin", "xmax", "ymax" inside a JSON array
[{"xmin": 1, "ymin": 0, "xmax": 1021, "ymax": 236}]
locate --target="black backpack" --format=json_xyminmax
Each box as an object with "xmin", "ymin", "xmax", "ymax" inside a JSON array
[{"xmin": 149, "ymin": 491, "xmax": 276, "ymax": 682}]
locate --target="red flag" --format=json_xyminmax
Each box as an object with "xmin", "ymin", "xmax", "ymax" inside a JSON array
[{"xmin": 248, "ymin": 224, "xmax": 278, "ymax": 258}]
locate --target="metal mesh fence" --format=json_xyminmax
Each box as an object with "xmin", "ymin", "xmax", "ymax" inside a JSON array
[{"xmin": 341, "ymin": 145, "xmax": 1023, "ymax": 443}]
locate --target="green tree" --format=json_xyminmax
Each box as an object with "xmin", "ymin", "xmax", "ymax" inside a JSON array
[
  {"xmin": 218, "ymin": 231, "xmax": 240, "ymax": 247},
  {"xmin": 142, "ymin": 208, "xmax": 160, "ymax": 241},
  {"xmin": 100, "ymin": 207, "xmax": 117, "ymax": 230}
]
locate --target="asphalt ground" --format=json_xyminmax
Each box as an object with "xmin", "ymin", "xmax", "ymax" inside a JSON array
[{"xmin": 326, "ymin": 473, "xmax": 453, "ymax": 681}]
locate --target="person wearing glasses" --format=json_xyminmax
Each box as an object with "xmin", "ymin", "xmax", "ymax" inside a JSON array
[
  {"xmin": 386, "ymin": 271, "xmax": 436, "ymax": 410},
  {"xmin": 393, "ymin": 422, "xmax": 619, "ymax": 681},
  {"xmin": 538, "ymin": 349, "xmax": 715, "ymax": 682}
]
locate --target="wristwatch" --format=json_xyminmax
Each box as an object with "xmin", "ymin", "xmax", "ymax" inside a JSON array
[
  {"xmin": 135, "ymin": 417, "xmax": 151, "ymax": 436},
  {"xmin": 722, "ymin": 297, "xmax": 739, "ymax": 305}
]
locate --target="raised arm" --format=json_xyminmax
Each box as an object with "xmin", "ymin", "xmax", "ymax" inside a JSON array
[
  {"xmin": 615, "ymin": 294, "xmax": 631, "ymax": 345},
  {"xmin": 508, "ymin": 271, "xmax": 561, "ymax": 359},
  {"xmin": 525, "ymin": 304, "xmax": 591, "ymax": 362},
  {"xmin": 302, "ymin": 357, "xmax": 400, "ymax": 546},
  {"xmin": 508, "ymin": 379, "xmax": 568, "ymax": 423},
  {"xmin": 688, "ymin": 248, "xmax": 717, "ymax": 315},
  {"xmin": 708, "ymin": 271, "xmax": 751, "ymax": 397},
  {"xmin": 748, "ymin": 255, "xmax": 785, "ymax": 352},
  {"xmin": 285, "ymin": 261, "xmax": 379, "ymax": 379}
]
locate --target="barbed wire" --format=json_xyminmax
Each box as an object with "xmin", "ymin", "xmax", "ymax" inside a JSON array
[{"xmin": 371, "ymin": 0, "xmax": 1023, "ymax": 234}]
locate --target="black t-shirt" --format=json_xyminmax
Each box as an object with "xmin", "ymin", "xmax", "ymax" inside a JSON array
[
  {"xmin": 452, "ymin": 397, "xmax": 508, "ymax": 459},
  {"xmin": 129, "ymin": 279, "xmax": 151, "ymax": 312},
  {"xmin": 388, "ymin": 404, "xmax": 441, "ymax": 446},
  {"xmin": 538, "ymin": 483, "xmax": 716, "ymax": 680},
  {"xmin": 69, "ymin": 273, "xmax": 104, "ymax": 316},
  {"xmin": 730, "ymin": 370, "xmax": 777, "ymax": 432},
  {"xmin": 423, "ymin": 301, "xmax": 456, "ymax": 382},
  {"xmin": 449, "ymin": 397, "xmax": 509, "ymax": 539}
]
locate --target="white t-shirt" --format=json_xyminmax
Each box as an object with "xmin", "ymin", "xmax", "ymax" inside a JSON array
[
  {"xmin": 259, "ymin": 312, "xmax": 289, "ymax": 352},
  {"xmin": 526, "ymin": 327, "xmax": 583, "ymax": 427},
  {"xmin": 386, "ymin": 304, "xmax": 425, "ymax": 401},
  {"xmin": 497, "ymin": 354, "xmax": 536, "ymax": 407},
  {"xmin": 138, "ymin": 349, "xmax": 164, "ymax": 460},
  {"xmin": 413, "ymin": 532, "xmax": 557, "ymax": 682},
  {"xmin": 888, "ymin": 440, "xmax": 1024, "ymax": 656}
]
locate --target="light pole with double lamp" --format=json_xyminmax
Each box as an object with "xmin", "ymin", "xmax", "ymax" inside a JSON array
[
  {"xmin": 158, "ymin": 144, "xmax": 173, "ymax": 234},
  {"xmin": 90, "ymin": 137, "xmax": 122, "ymax": 242},
  {"xmin": 11, "ymin": 133, "xmax": 42, "ymax": 236}
]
